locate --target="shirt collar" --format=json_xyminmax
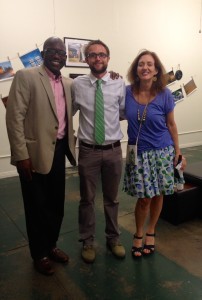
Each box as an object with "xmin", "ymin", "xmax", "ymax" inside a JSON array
[{"xmin": 89, "ymin": 72, "xmax": 110, "ymax": 85}]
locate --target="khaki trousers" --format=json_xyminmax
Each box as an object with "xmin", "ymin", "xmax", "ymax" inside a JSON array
[{"xmin": 78, "ymin": 143, "xmax": 123, "ymax": 244}]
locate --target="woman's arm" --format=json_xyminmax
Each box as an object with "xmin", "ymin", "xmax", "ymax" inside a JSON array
[{"xmin": 166, "ymin": 110, "xmax": 184, "ymax": 168}]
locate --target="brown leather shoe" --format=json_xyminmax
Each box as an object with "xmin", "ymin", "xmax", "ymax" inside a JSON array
[
  {"xmin": 34, "ymin": 257, "xmax": 55, "ymax": 275},
  {"xmin": 49, "ymin": 247, "xmax": 69, "ymax": 263}
]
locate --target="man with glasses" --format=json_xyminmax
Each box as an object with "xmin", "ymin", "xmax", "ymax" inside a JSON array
[
  {"xmin": 6, "ymin": 37, "xmax": 76, "ymax": 275},
  {"xmin": 72, "ymin": 40, "xmax": 126, "ymax": 263}
]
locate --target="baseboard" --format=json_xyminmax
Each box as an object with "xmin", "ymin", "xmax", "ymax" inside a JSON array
[{"xmin": 0, "ymin": 170, "xmax": 18, "ymax": 179}]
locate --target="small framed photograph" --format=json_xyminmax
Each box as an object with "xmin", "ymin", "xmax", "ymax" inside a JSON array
[
  {"xmin": 0, "ymin": 60, "xmax": 15, "ymax": 81},
  {"xmin": 183, "ymin": 78, "xmax": 197, "ymax": 96},
  {"xmin": 19, "ymin": 48, "xmax": 43, "ymax": 68},
  {"xmin": 172, "ymin": 88, "xmax": 184, "ymax": 104},
  {"xmin": 69, "ymin": 73, "xmax": 85, "ymax": 79},
  {"xmin": 164, "ymin": 70, "xmax": 176, "ymax": 86},
  {"xmin": 64, "ymin": 37, "xmax": 92, "ymax": 68}
]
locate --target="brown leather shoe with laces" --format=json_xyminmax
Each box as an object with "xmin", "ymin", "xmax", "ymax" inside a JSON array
[
  {"xmin": 34, "ymin": 257, "xmax": 55, "ymax": 275},
  {"xmin": 49, "ymin": 247, "xmax": 69, "ymax": 263}
]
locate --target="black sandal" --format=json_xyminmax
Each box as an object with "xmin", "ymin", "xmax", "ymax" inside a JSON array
[
  {"xmin": 131, "ymin": 234, "xmax": 143, "ymax": 258},
  {"xmin": 143, "ymin": 233, "xmax": 155, "ymax": 255}
]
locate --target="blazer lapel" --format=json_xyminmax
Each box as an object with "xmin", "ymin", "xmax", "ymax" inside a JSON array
[{"xmin": 38, "ymin": 66, "xmax": 58, "ymax": 119}]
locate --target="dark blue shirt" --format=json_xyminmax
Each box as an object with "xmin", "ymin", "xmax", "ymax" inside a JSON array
[{"xmin": 125, "ymin": 85, "xmax": 175, "ymax": 153}]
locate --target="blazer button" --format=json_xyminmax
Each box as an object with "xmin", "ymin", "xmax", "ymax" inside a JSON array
[{"xmin": 52, "ymin": 141, "xmax": 56, "ymax": 145}]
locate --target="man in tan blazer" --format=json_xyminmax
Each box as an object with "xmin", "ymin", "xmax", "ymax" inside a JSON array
[{"xmin": 6, "ymin": 37, "xmax": 76, "ymax": 275}]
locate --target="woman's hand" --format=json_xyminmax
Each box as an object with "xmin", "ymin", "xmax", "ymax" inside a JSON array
[
  {"xmin": 181, "ymin": 156, "xmax": 187, "ymax": 171},
  {"xmin": 174, "ymin": 154, "xmax": 186, "ymax": 171}
]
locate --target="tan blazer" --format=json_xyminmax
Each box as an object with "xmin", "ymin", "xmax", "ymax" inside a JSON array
[{"xmin": 6, "ymin": 65, "xmax": 76, "ymax": 174}]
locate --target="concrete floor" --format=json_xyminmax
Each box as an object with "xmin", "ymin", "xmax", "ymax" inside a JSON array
[{"xmin": 0, "ymin": 146, "xmax": 202, "ymax": 300}]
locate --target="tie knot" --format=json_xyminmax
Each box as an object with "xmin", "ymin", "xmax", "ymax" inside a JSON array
[{"xmin": 96, "ymin": 79, "xmax": 102, "ymax": 88}]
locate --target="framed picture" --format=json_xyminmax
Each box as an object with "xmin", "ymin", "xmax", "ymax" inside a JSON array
[
  {"xmin": 1, "ymin": 95, "xmax": 8, "ymax": 108},
  {"xmin": 19, "ymin": 48, "xmax": 43, "ymax": 68},
  {"xmin": 183, "ymin": 78, "xmax": 197, "ymax": 96},
  {"xmin": 164, "ymin": 70, "xmax": 176, "ymax": 86},
  {"xmin": 69, "ymin": 73, "xmax": 85, "ymax": 79},
  {"xmin": 172, "ymin": 88, "xmax": 184, "ymax": 104},
  {"xmin": 64, "ymin": 37, "xmax": 92, "ymax": 67},
  {"xmin": 0, "ymin": 60, "xmax": 15, "ymax": 81}
]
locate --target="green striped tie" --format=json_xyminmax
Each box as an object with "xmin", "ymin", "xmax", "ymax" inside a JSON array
[{"xmin": 95, "ymin": 79, "xmax": 105, "ymax": 144}]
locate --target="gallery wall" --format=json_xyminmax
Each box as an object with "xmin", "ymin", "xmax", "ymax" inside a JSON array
[{"xmin": 0, "ymin": 0, "xmax": 202, "ymax": 178}]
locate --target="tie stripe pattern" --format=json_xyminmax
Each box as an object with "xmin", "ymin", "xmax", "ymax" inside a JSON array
[{"xmin": 95, "ymin": 79, "xmax": 105, "ymax": 144}]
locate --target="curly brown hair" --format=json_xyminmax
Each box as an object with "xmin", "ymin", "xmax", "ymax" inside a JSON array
[{"xmin": 127, "ymin": 49, "xmax": 167, "ymax": 95}]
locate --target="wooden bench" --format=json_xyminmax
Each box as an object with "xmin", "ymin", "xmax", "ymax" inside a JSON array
[
  {"xmin": 161, "ymin": 161, "xmax": 202, "ymax": 225},
  {"xmin": 183, "ymin": 161, "xmax": 202, "ymax": 218},
  {"xmin": 161, "ymin": 183, "xmax": 200, "ymax": 225}
]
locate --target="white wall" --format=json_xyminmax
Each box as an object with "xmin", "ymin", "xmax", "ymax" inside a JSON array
[{"xmin": 0, "ymin": 0, "xmax": 202, "ymax": 178}]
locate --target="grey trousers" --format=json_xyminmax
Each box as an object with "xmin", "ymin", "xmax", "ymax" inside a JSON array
[{"xmin": 78, "ymin": 143, "xmax": 123, "ymax": 244}]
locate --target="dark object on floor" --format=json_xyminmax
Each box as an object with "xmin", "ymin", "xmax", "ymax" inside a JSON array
[
  {"xmin": 161, "ymin": 183, "xmax": 200, "ymax": 225},
  {"xmin": 184, "ymin": 162, "xmax": 202, "ymax": 218},
  {"xmin": 184, "ymin": 161, "xmax": 202, "ymax": 186}
]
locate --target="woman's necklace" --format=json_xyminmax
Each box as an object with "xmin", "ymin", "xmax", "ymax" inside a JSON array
[
  {"xmin": 136, "ymin": 93, "xmax": 152, "ymax": 123},
  {"xmin": 137, "ymin": 104, "xmax": 148, "ymax": 123}
]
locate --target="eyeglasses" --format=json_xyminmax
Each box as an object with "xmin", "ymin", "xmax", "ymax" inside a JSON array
[
  {"xmin": 86, "ymin": 52, "xmax": 108, "ymax": 59},
  {"xmin": 44, "ymin": 48, "xmax": 66, "ymax": 57}
]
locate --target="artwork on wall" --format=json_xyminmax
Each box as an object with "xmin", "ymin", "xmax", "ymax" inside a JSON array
[
  {"xmin": 183, "ymin": 78, "xmax": 197, "ymax": 96},
  {"xmin": 1, "ymin": 95, "xmax": 8, "ymax": 108},
  {"xmin": 164, "ymin": 70, "xmax": 176, "ymax": 86},
  {"xmin": 19, "ymin": 48, "xmax": 43, "ymax": 68},
  {"xmin": 175, "ymin": 69, "xmax": 183, "ymax": 80},
  {"xmin": 172, "ymin": 88, "xmax": 184, "ymax": 104},
  {"xmin": 0, "ymin": 60, "xmax": 15, "ymax": 81},
  {"xmin": 69, "ymin": 73, "xmax": 85, "ymax": 79},
  {"xmin": 64, "ymin": 37, "xmax": 92, "ymax": 67}
]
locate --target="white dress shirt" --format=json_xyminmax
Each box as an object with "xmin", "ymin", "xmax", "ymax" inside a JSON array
[{"xmin": 72, "ymin": 72, "xmax": 125, "ymax": 144}]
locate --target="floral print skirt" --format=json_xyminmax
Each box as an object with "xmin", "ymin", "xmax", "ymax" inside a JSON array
[{"xmin": 123, "ymin": 145, "xmax": 181, "ymax": 198}]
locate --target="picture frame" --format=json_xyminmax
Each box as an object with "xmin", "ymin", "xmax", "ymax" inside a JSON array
[
  {"xmin": 0, "ymin": 60, "xmax": 15, "ymax": 81},
  {"xmin": 69, "ymin": 73, "xmax": 85, "ymax": 79},
  {"xmin": 183, "ymin": 78, "xmax": 197, "ymax": 96},
  {"xmin": 172, "ymin": 88, "xmax": 184, "ymax": 104},
  {"xmin": 64, "ymin": 37, "xmax": 92, "ymax": 68},
  {"xmin": 1, "ymin": 95, "xmax": 8, "ymax": 108},
  {"xmin": 19, "ymin": 48, "xmax": 43, "ymax": 68},
  {"xmin": 164, "ymin": 70, "xmax": 176, "ymax": 86}
]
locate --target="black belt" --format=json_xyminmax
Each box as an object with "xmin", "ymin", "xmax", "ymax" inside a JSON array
[{"xmin": 81, "ymin": 141, "xmax": 120, "ymax": 150}]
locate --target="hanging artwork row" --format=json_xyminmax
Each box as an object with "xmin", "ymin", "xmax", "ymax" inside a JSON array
[{"xmin": 0, "ymin": 48, "xmax": 43, "ymax": 82}]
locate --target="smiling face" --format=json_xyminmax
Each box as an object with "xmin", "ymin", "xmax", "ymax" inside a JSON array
[
  {"xmin": 85, "ymin": 44, "xmax": 110, "ymax": 77},
  {"xmin": 41, "ymin": 37, "xmax": 67, "ymax": 76},
  {"xmin": 137, "ymin": 54, "xmax": 158, "ymax": 82}
]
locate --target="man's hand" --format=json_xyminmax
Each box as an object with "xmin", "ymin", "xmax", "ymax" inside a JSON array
[
  {"xmin": 17, "ymin": 159, "xmax": 35, "ymax": 181},
  {"xmin": 109, "ymin": 71, "xmax": 122, "ymax": 80}
]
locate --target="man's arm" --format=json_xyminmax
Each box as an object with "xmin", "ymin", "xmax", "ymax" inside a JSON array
[
  {"xmin": 119, "ymin": 81, "xmax": 126, "ymax": 121},
  {"xmin": 6, "ymin": 70, "xmax": 34, "ymax": 180}
]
